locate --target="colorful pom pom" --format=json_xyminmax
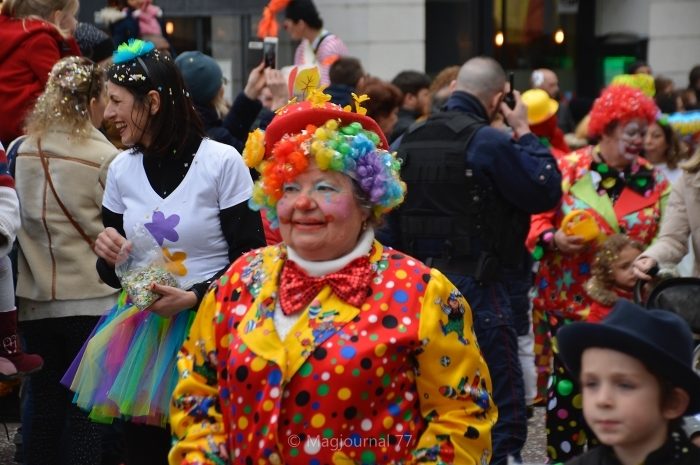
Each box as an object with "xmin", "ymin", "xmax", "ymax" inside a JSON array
[
  {"xmin": 242, "ymin": 128, "xmax": 266, "ymax": 169},
  {"xmin": 113, "ymin": 39, "xmax": 155, "ymax": 64},
  {"xmin": 248, "ymin": 118, "xmax": 405, "ymax": 227}
]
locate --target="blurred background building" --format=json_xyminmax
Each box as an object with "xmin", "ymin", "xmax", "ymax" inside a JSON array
[{"xmin": 76, "ymin": 0, "xmax": 700, "ymax": 102}]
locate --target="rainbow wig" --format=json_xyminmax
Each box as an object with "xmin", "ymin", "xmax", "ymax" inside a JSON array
[
  {"xmin": 588, "ymin": 84, "xmax": 658, "ymax": 138},
  {"xmin": 242, "ymin": 98, "xmax": 406, "ymax": 229}
]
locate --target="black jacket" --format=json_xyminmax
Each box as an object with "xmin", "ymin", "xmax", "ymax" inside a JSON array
[
  {"xmin": 389, "ymin": 108, "xmax": 422, "ymax": 144},
  {"xmin": 566, "ymin": 432, "xmax": 700, "ymax": 465},
  {"xmin": 195, "ymin": 91, "xmax": 263, "ymax": 153}
]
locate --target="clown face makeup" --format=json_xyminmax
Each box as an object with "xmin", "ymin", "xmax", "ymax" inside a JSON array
[
  {"xmin": 615, "ymin": 119, "xmax": 647, "ymax": 161},
  {"xmin": 277, "ymin": 162, "xmax": 370, "ymax": 261}
]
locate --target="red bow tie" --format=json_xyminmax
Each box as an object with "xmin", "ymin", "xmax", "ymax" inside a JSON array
[{"xmin": 278, "ymin": 256, "xmax": 372, "ymax": 316}]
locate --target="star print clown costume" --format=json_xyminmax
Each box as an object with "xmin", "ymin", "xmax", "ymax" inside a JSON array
[
  {"xmin": 62, "ymin": 40, "xmax": 260, "ymax": 427},
  {"xmin": 168, "ymin": 95, "xmax": 497, "ymax": 465},
  {"xmin": 526, "ymin": 84, "xmax": 669, "ymax": 463}
]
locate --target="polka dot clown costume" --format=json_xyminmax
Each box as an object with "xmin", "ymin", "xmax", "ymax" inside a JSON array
[
  {"xmin": 526, "ymin": 84, "xmax": 669, "ymax": 463},
  {"xmin": 169, "ymin": 94, "xmax": 497, "ymax": 465}
]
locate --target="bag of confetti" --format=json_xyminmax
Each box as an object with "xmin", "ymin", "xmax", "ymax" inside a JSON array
[{"xmin": 116, "ymin": 224, "xmax": 180, "ymax": 310}]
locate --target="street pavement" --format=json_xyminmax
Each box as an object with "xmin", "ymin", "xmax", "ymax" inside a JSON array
[
  {"xmin": 0, "ymin": 407, "xmax": 549, "ymax": 464},
  {"xmin": 522, "ymin": 406, "xmax": 548, "ymax": 464},
  {"xmin": 0, "ymin": 423, "xmax": 17, "ymax": 465}
]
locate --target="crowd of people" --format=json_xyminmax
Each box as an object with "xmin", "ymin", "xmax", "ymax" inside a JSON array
[{"xmin": 1, "ymin": 0, "xmax": 700, "ymax": 464}]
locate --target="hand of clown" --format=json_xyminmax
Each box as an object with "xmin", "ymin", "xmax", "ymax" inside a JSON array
[{"xmin": 553, "ymin": 228, "xmax": 586, "ymax": 255}]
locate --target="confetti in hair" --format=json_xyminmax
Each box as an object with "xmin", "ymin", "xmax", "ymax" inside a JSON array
[
  {"xmin": 584, "ymin": 234, "xmax": 644, "ymax": 305},
  {"xmin": 24, "ymin": 56, "xmax": 104, "ymax": 139},
  {"xmin": 108, "ymin": 39, "xmax": 173, "ymax": 89}
]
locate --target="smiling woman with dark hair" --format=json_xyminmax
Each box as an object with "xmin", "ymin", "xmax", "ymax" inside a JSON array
[{"xmin": 63, "ymin": 39, "xmax": 265, "ymax": 465}]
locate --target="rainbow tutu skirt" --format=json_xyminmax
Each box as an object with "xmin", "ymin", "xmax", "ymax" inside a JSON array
[{"xmin": 62, "ymin": 290, "xmax": 194, "ymax": 427}]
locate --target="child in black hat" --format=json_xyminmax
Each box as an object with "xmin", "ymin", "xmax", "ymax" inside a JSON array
[{"xmin": 558, "ymin": 300, "xmax": 700, "ymax": 465}]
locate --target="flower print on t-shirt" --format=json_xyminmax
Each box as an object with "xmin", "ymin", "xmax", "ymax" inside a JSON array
[
  {"xmin": 145, "ymin": 210, "xmax": 180, "ymax": 246},
  {"xmin": 163, "ymin": 247, "xmax": 188, "ymax": 277}
]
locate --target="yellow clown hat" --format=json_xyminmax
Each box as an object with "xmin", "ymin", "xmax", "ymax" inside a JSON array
[{"xmin": 521, "ymin": 89, "xmax": 559, "ymax": 125}]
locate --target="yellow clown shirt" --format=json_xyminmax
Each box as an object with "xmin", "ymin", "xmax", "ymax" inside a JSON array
[{"xmin": 169, "ymin": 241, "xmax": 496, "ymax": 465}]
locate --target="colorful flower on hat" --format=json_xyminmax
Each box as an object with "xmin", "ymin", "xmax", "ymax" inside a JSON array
[
  {"xmin": 307, "ymin": 86, "xmax": 332, "ymax": 108},
  {"xmin": 242, "ymin": 128, "xmax": 265, "ymax": 168},
  {"xmin": 344, "ymin": 93, "xmax": 370, "ymax": 116}
]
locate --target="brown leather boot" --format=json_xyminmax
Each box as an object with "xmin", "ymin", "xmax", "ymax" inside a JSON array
[{"xmin": 0, "ymin": 309, "xmax": 43, "ymax": 379}]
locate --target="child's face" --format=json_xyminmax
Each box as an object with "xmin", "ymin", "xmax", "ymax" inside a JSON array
[
  {"xmin": 127, "ymin": 0, "xmax": 144, "ymax": 8},
  {"xmin": 612, "ymin": 245, "xmax": 641, "ymax": 291},
  {"xmin": 581, "ymin": 348, "xmax": 676, "ymax": 456}
]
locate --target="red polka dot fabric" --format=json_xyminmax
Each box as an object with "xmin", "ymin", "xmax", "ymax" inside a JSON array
[{"xmin": 170, "ymin": 242, "xmax": 496, "ymax": 465}]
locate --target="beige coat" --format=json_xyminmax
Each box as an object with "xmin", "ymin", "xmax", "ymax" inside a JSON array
[
  {"xmin": 642, "ymin": 168, "xmax": 700, "ymax": 276},
  {"xmin": 15, "ymin": 126, "xmax": 119, "ymax": 319}
]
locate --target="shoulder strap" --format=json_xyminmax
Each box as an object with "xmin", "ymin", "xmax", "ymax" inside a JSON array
[
  {"xmin": 313, "ymin": 32, "xmax": 332, "ymax": 55},
  {"xmin": 399, "ymin": 111, "xmax": 485, "ymax": 163},
  {"xmin": 36, "ymin": 139, "xmax": 95, "ymax": 249},
  {"xmin": 6, "ymin": 136, "xmax": 26, "ymax": 178}
]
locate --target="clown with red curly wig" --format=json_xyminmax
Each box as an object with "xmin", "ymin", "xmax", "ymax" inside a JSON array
[{"xmin": 525, "ymin": 83, "xmax": 670, "ymax": 463}]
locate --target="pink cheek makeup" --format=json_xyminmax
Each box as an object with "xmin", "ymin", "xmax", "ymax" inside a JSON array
[
  {"xmin": 276, "ymin": 197, "xmax": 292, "ymax": 224},
  {"xmin": 315, "ymin": 192, "xmax": 354, "ymax": 223}
]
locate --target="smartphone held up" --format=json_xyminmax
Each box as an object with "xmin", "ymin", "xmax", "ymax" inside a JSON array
[
  {"xmin": 503, "ymin": 72, "xmax": 516, "ymax": 110},
  {"xmin": 263, "ymin": 37, "xmax": 278, "ymax": 69}
]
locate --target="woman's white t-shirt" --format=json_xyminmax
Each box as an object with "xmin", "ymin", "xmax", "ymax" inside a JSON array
[{"xmin": 103, "ymin": 138, "xmax": 253, "ymax": 282}]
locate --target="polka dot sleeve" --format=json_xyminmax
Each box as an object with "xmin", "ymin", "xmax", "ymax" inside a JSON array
[
  {"xmin": 169, "ymin": 288, "xmax": 226, "ymax": 465},
  {"xmin": 411, "ymin": 268, "xmax": 496, "ymax": 464}
]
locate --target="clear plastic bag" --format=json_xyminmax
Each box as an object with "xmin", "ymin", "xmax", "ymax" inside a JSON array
[{"xmin": 116, "ymin": 224, "xmax": 181, "ymax": 310}]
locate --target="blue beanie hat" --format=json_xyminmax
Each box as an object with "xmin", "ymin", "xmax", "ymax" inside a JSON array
[{"xmin": 175, "ymin": 51, "xmax": 223, "ymax": 106}]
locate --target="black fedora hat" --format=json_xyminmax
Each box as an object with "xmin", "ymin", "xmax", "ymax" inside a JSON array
[{"xmin": 558, "ymin": 299, "xmax": 700, "ymax": 414}]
